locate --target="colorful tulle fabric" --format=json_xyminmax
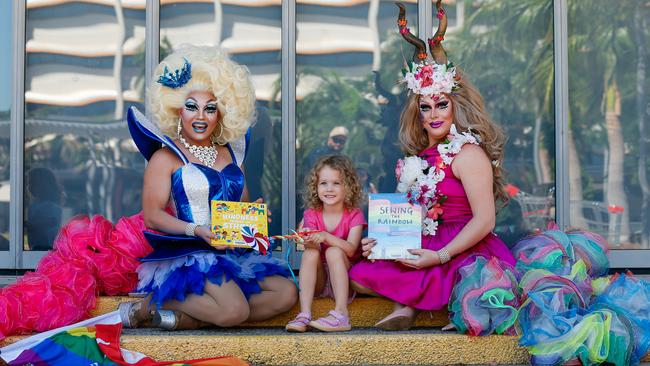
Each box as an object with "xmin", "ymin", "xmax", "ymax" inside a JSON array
[
  {"xmin": 590, "ymin": 274, "xmax": 650, "ymax": 365},
  {"xmin": 448, "ymin": 256, "xmax": 520, "ymax": 336},
  {"xmin": 512, "ymin": 230, "xmax": 647, "ymax": 365},
  {"xmin": 511, "ymin": 229, "xmax": 609, "ymax": 277},
  {"xmin": 136, "ymin": 250, "xmax": 289, "ymax": 307},
  {"xmin": 451, "ymin": 227, "xmax": 650, "ymax": 365},
  {"xmin": 0, "ymin": 214, "xmax": 151, "ymax": 341}
]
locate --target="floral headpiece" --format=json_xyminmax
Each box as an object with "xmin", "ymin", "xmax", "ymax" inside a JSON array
[
  {"xmin": 396, "ymin": 1, "xmax": 460, "ymax": 96},
  {"xmin": 157, "ymin": 57, "xmax": 192, "ymax": 89}
]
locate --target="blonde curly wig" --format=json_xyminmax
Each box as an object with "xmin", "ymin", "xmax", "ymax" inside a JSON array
[
  {"xmin": 148, "ymin": 44, "xmax": 256, "ymax": 145},
  {"xmin": 398, "ymin": 68, "xmax": 509, "ymax": 206},
  {"xmin": 303, "ymin": 155, "xmax": 362, "ymax": 210}
]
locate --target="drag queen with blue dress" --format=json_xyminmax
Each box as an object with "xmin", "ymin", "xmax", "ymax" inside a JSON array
[{"xmin": 119, "ymin": 45, "xmax": 296, "ymax": 330}]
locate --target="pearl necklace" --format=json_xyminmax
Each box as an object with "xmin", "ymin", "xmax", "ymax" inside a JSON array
[{"xmin": 179, "ymin": 133, "xmax": 218, "ymax": 167}]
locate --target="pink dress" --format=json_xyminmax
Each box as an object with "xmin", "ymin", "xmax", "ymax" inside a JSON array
[
  {"xmin": 302, "ymin": 207, "xmax": 366, "ymax": 298},
  {"xmin": 348, "ymin": 146, "xmax": 516, "ymax": 311},
  {"xmin": 303, "ymin": 207, "xmax": 367, "ymax": 263}
]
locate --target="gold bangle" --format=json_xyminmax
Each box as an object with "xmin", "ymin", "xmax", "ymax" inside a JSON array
[{"xmin": 437, "ymin": 247, "xmax": 451, "ymax": 264}]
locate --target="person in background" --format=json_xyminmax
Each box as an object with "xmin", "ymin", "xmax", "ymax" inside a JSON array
[
  {"xmin": 25, "ymin": 167, "xmax": 64, "ymax": 251},
  {"xmin": 304, "ymin": 126, "xmax": 349, "ymax": 170}
]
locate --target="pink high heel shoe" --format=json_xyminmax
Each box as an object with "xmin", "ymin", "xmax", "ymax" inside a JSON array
[{"xmin": 374, "ymin": 307, "xmax": 415, "ymax": 331}]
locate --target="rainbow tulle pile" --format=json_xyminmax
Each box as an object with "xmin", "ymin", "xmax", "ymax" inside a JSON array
[
  {"xmin": 448, "ymin": 256, "xmax": 520, "ymax": 336},
  {"xmin": 450, "ymin": 228, "xmax": 650, "ymax": 365},
  {"xmin": 0, "ymin": 214, "xmax": 151, "ymax": 340}
]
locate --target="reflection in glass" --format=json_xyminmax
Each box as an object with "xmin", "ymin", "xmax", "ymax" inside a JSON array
[
  {"xmin": 454, "ymin": 0, "xmax": 556, "ymax": 244},
  {"xmin": 160, "ymin": 1, "xmax": 283, "ymax": 238},
  {"xmin": 567, "ymin": 0, "xmax": 650, "ymax": 249},
  {"xmin": 295, "ymin": 0, "xmax": 418, "ymax": 220},
  {"xmin": 24, "ymin": 1, "xmax": 146, "ymax": 251},
  {"xmin": 0, "ymin": 1, "xmax": 11, "ymax": 251}
]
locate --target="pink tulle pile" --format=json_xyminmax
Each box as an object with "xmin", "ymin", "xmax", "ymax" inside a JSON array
[{"xmin": 0, "ymin": 213, "xmax": 151, "ymax": 340}]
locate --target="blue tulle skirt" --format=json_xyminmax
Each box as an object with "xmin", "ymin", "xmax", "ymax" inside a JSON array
[{"xmin": 136, "ymin": 249, "xmax": 290, "ymax": 307}]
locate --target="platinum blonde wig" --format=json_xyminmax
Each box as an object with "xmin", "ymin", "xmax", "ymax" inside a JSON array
[{"xmin": 148, "ymin": 44, "xmax": 256, "ymax": 145}]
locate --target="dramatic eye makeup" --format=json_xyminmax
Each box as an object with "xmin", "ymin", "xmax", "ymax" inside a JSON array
[
  {"xmin": 184, "ymin": 99, "xmax": 198, "ymax": 111},
  {"xmin": 435, "ymin": 100, "xmax": 449, "ymax": 109},
  {"xmin": 205, "ymin": 103, "xmax": 218, "ymax": 114},
  {"xmin": 419, "ymin": 103, "xmax": 432, "ymax": 112},
  {"xmin": 184, "ymin": 98, "xmax": 218, "ymax": 114}
]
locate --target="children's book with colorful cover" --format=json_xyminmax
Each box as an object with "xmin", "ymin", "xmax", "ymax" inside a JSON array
[
  {"xmin": 211, "ymin": 200, "xmax": 269, "ymax": 253},
  {"xmin": 367, "ymin": 193, "xmax": 421, "ymax": 260}
]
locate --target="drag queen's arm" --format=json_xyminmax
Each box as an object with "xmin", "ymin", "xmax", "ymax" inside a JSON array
[
  {"xmin": 141, "ymin": 148, "xmax": 187, "ymax": 234},
  {"xmin": 445, "ymin": 144, "xmax": 496, "ymax": 256}
]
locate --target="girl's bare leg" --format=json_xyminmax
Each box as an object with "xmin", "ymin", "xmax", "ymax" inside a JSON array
[
  {"xmin": 247, "ymin": 275, "xmax": 299, "ymax": 321},
  {"xmin": 163, "ymin": 278, "xmax": 250, "ymax": 327},
  {"xmin": 293, "ymin": 248, "xmax": 326, "ymax": 316},
  {"xmin": 324, "ymin": 246, "xmax": 351, "ymax": 316}
]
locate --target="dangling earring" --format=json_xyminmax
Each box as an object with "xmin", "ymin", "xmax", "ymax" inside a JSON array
[{"xmin": 177, "ymin": 118, "xmax": 182, "ymax": 139}]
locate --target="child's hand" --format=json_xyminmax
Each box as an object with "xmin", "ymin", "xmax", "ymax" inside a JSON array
[{"xmin": 299, "ymin": 231, "xmax": 324, "ymax": 250}]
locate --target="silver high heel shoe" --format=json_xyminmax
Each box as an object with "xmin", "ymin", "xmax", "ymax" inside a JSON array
[{"xmin": 118, "ymin": 299, "xmax": 152, "ymax": 328}]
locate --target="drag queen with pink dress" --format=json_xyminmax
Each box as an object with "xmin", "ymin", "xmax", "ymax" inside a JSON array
[{"xmin": 348, "ymin": 1, "xmax": 515, "ymax": 330}]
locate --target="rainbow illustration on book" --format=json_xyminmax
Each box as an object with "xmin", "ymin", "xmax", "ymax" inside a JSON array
[
  {"xmin": 211, "ymin": 200, "xmax": 269, "ymax": 253},
  {"xmin": 368, "ymin": 193, "xmax": 422, "ymax": 260}
]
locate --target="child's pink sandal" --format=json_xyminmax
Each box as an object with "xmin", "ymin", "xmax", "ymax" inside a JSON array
[
  {"xmin": 309, "ymin": 310, "xmax": 351, "ymax": 332},
  {"xmin": 285, "ymin": 312, "xmax": 311, "ymax": 332}
]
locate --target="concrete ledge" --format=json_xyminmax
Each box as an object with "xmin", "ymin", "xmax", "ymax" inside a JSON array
[
  {"xmin": 93, "ymin": 296, "xmax": 449, "ymax": 328},
  {"xmin": 117, "ymin": 328, "xmax": 531, "ymax": 365}
]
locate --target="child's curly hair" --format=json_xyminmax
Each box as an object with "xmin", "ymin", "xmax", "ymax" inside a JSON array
[{"xmin": 303, "ymin": 155, "xmax": 362, "ymax": 210}]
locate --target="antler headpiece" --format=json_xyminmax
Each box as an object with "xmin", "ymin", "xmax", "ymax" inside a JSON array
[{"xmin": 397, "ymin": 0, "xmax": 459, "ymax": 96}]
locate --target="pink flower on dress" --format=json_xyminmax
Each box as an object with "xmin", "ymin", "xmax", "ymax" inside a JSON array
[{"xmin": 427, "ymin": 203, "xmax": 444, "ymax": 220}]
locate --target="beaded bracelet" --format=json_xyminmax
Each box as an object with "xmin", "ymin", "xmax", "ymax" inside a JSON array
[
  {"xmin": 185, "ymin": 222, "xmax": 198, "ymax": 237},
  {"xmin": 437, "ymin": 247, "xmax": 451, "ymax": 264}
]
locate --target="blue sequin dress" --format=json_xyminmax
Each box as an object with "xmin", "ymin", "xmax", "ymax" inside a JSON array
[{"xmin": 127, "ymin": 107, "xmax": 290, "ymax": 307}]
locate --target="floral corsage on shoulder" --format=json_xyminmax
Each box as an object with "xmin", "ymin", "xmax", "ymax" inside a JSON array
[{"xmin": 395, "ymin": 125, "xmax": 479, "ymax": 236}]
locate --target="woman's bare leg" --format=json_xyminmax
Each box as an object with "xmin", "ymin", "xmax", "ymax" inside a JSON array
[
  {"xmin": 350, "ymin": 280, "xmax": 382, "ymax": 297},
  {"xmin": 247, "ymin": 275, "xmax": 300, "ymax": 321},
  {"xmin": 163, "ymin": 278, "xmax": 250, "ymax": 327}
]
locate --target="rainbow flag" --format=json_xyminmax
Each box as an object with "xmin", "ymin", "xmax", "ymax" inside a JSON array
[{"xmin": 5, "ymin": 323, "xmax": 247, "ymax": 366}]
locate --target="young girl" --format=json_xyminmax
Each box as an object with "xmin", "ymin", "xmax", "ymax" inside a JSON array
[{"xmin": 286, "ymin": 155, "xmax": 366, "ymax": 332}]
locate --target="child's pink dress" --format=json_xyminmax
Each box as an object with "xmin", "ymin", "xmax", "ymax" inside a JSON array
[
  {"xmin": 303, "ymin": 207, "xmax": 366, "ymax": 297},
  {"xmin": 348, "ymin": 146, "xmax": 516, "ymax": 311}
]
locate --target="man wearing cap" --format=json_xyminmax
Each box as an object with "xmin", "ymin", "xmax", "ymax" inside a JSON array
[{"xmin": 304, "ymin": 126, "xmax": 349, "ymax": 170}]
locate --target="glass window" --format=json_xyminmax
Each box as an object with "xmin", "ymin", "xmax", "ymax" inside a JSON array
[
  {"xmin": 295, "ymin": 0, "xmax": 418, "ymax": 221},
  {"xmin": 568, "ymin": 0, "xmax": 650, "ymax": 249},
  {"xmin": 456, "ymin": 0, "xmax": 556, "ymax": 244},
  {"xmin": 24, "ymin": 1, "xmax": 146, "ymax": 251},
  {"xmin": 160, "ymin": 1, "xmax": 283, "ymax": 237},
  {"xmin": 0, "ymin": 1, "xmax": 11, "ymax": 252}
]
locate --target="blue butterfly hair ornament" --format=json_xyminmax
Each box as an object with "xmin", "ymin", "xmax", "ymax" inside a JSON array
[{"xmin": 156, "ymin": 57, "xmax": 192, "ymax": 89}]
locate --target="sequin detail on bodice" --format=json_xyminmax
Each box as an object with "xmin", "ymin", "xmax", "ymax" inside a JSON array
[{"xmin": 170, "ymin": 160, "xmax": 245, "ymax": 225}]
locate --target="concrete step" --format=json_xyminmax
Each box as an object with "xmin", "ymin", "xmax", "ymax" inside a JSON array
[
  {"xmin": 118, "ymin": 328, "xmax": 530, "ymax": 365},
  {"xmin": 92, "ymin": 296, "xmax": 450, "ymax": 328}
]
